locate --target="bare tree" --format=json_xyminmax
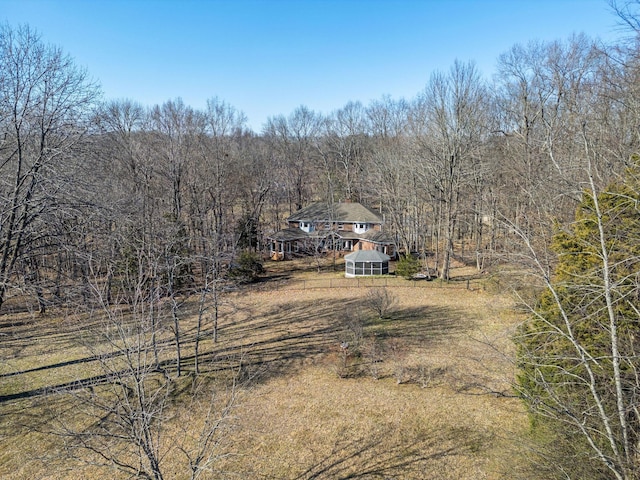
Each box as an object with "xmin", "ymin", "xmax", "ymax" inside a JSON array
[
  {"xmin": 53, "ymin": 246, "xmax": 243, "ymax": 479},
  {"xmin": 368, "ymin": 146, "xmax": 415, "ymax": 255},
  {"xmin": 61, "ymin": 311, "xmax": 169, "ymax": 479},
  {"xmin": 362, "ymin": 96, "xmax": 420, "ymax": 255},
  {"xmin": 200, "ymin": 97, "xmax": 247, "ymax": 255},
  {"xmin": 264, "ymin": 105, "xmax": 321, "ymax": 213},
  {"xmin": 322, "ymin": 101, "xmax": 370, "ymax": 202},
  {"xmin": 365, "ymin": 287, "xmax": 397, "ymax": 319},
  {"xmin": 234, "ymin": 135, "xmax": 271, "ymax": 252},
  {"xmin": 366, "ymin": 94, "xmax": 410, "ymax": 143},
  {"xmin": 413, "ymin": 60, "xmax": 489, "ymax": 279},
  {"xmin": 493, "ymin": 36, "xmax": 604, "ymax": 234},
  {"xmin": 0, "ymin": 24, "xmax": 100, "ymax": 310},
  {"xmin": 174, "ymin": 375, "xmax": 241, "ymax": 480},
  {"xmin": 610, "ymin": 0, "xmax": 640, "ymax": 34}
]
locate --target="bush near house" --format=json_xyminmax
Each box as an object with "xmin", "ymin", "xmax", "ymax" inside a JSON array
[
  {"xmin": 395, "ymin": 254, "xmax": 421, "ymax": 279},
  {"xmin": 227, "ymin": 251, "xmax": 264, "ymax": 284}
]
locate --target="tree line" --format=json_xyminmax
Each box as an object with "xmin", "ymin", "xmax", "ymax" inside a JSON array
[{"xmin": 2, "ymin": 20, "xmax": 638, "ymax": 311}]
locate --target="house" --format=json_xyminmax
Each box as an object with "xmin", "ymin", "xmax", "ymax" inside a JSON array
[{"xmin": 268, "ymin": 202, "xmax": 396, "ymax": 260}]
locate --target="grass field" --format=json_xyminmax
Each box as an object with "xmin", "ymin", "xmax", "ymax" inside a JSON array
[{"xmin": 0, "ymin": 259, "xmax": 535, "ymax": 479}]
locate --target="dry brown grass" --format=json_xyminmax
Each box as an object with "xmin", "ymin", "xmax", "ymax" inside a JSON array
[{"xmin": 0, "ymin": 259, "xmax": 534, "ymax": 479}]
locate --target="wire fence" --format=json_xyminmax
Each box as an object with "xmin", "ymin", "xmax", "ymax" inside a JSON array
[{"xmin": 249, "ymin": 275, "xmax": 478, "ymax": 292}]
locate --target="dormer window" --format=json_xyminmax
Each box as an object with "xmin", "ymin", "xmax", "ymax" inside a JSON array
[
  {"xmin": 354, "ymin": 223, "xmax": 368, "ymax": 234},
  {"xmin": 300, "ymin": 221, "xmax": 313, "ymax": 233}
]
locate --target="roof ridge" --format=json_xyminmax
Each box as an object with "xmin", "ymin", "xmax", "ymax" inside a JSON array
[{"xmin": 287, "ymin": 201, "xmax": 382, "ymax": 223}]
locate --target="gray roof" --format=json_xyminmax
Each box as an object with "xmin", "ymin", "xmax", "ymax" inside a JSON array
[
  {"xmin": 344, "ymin": 250, "xmax": 391, "ymax": 263},
  {"xmin": 362, "ymin": 230, "xmax": 395, "ymax": 244},
  {"xmin": 267, "ymin": 228, "xmax": 308, "ymax": 241},
  {"xmin": 288, "ymin": 202, "xmax": 382, "ymax": 224},
  {"xmin": 335, "ymin": 230, "xmax": 394, "ymax": 245},
  {"xmin": 336, "ymin": 231, "xmax": 362, "ymax": 240}
]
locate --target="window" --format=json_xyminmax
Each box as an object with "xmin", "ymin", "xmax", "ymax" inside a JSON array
[
  {"xmin": 338, "ymin": 223, "xmax": 344, "ymax": 230},
  {"xmin": 346, "ymin": 260, "xmax": 355, "ymax": 275},
  {"xmin": 354, "ymin": 223, "xmax": 368, "ymax": 234}
]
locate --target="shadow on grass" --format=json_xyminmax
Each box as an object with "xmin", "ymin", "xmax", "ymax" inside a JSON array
[
  {"xmin": 0, "ymin": 309, "xmax": 110, "ymax": 351},
  {"xmin": 250, "ymin": 271, "xmax": 293, "ymax": 288},
  {"xmin": 369, "ymin": 305, "xmax": 470, "ymax": 348},
  {"xmin": 0, "ymin": 297, "xmax": 347, "ymax": 402},
  {"xmin": 291, "ymin": 425, "xmax": 488, "ymax": 480},
  {"xmin": 0, "ymin": 293, "xmax": 470, "ymax": 403},
  {"xmin": 179, "ymin": 296, "xmax": 365, "ymax": 383}
]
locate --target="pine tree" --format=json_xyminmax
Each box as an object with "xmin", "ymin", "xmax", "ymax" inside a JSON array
[
  {"xmin": 516, "ymin": 161, "xmax": 640, "ymax": 479},
  {"xmin": 395, "ymin": 254, "xmax": 421, "ymax": 280}
]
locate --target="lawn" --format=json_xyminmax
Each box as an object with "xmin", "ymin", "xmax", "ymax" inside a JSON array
[{"xmin": 0, "ymin": 258, "xmax": 534, "ymax": 479}]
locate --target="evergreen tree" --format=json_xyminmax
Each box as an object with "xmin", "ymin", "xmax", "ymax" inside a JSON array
[
  {"xmin": 516, "ymin": 162, "xmax": 640, "ymax": 479},
  {"xmin": 395, "ymin": 254, "xmax": 421, "ymax": 280},
  {"xmin": 227, "ymin": 251, "xmax": 264, "ymax": 284}
]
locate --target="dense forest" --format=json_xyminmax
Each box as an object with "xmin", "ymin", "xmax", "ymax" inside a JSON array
[
  {"xmin": 2, "ymin": 24, "xmax": 637, "ymax": 307},
  {"xmin": 3, "ymin": 2, "xmax": 640, "ymax": 478}
]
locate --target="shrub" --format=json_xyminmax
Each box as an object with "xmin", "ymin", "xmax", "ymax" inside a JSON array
[
  {"xmin": 227, "ymin": 251, "xmax": 264, "ymax": 284},
  {"xmin": 365, "ymin": 287, "xmax": 397, "ymax": 319},
  {"xmin": 395, "ymin": 254, "xmax": 421, "ymax": 279}
]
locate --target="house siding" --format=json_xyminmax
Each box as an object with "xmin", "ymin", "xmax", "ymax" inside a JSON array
[{"xmin": 358, "ymin": 240, "xmax": 377, "ymax": 251}]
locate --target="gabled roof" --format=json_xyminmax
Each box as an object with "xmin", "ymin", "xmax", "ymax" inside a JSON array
[{"xmin": 287, "ymin": 202, "xmax": 382, "ymax": 224}]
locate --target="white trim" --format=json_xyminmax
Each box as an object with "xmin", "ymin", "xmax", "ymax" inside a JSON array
[{"xmin": 354, "ymin": 223, "xmax": 368, "ymax": 234}]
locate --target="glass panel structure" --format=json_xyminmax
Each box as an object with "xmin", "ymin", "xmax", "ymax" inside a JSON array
[
  {"xmin": 348, "ymin": 260, "xmax": 389, "ymax": 276},
  {"xmin": 346, "ymin": 260, "xmax": 355, "ymax": 276},
  {"xmin": 344, "ymin": 250, "xmax": 390, "ymax": 277}
]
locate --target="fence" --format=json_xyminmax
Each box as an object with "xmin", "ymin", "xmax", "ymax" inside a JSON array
[{"xmin": 250, "ymin": 276, "xmax": 477, "ymax": 292}]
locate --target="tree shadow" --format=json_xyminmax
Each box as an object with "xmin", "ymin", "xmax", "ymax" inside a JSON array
[
  {"xmin": 289, "ymin": 425, "xmax": 488, "ymax": 479},
  {"xmin": 180, "ymin": 296, "xmax": 363, "ymax": 383},
  {"xmin": 369, "ymin": 305, "xmax": 470, "ymax": 348},
  {"xmin": 0, "ymin": 292, "xmax": 471, "ymax": 402}
]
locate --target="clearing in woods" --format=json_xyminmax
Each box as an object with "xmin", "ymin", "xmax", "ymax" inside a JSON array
[{"xmin": 0, "ymin": 259, "xmax": 534, "ymax": 479}]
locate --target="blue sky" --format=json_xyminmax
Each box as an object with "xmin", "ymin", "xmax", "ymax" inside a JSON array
[{"xmin": 1, "ymin": 0, "xmax": 626, "ymax": 131}]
